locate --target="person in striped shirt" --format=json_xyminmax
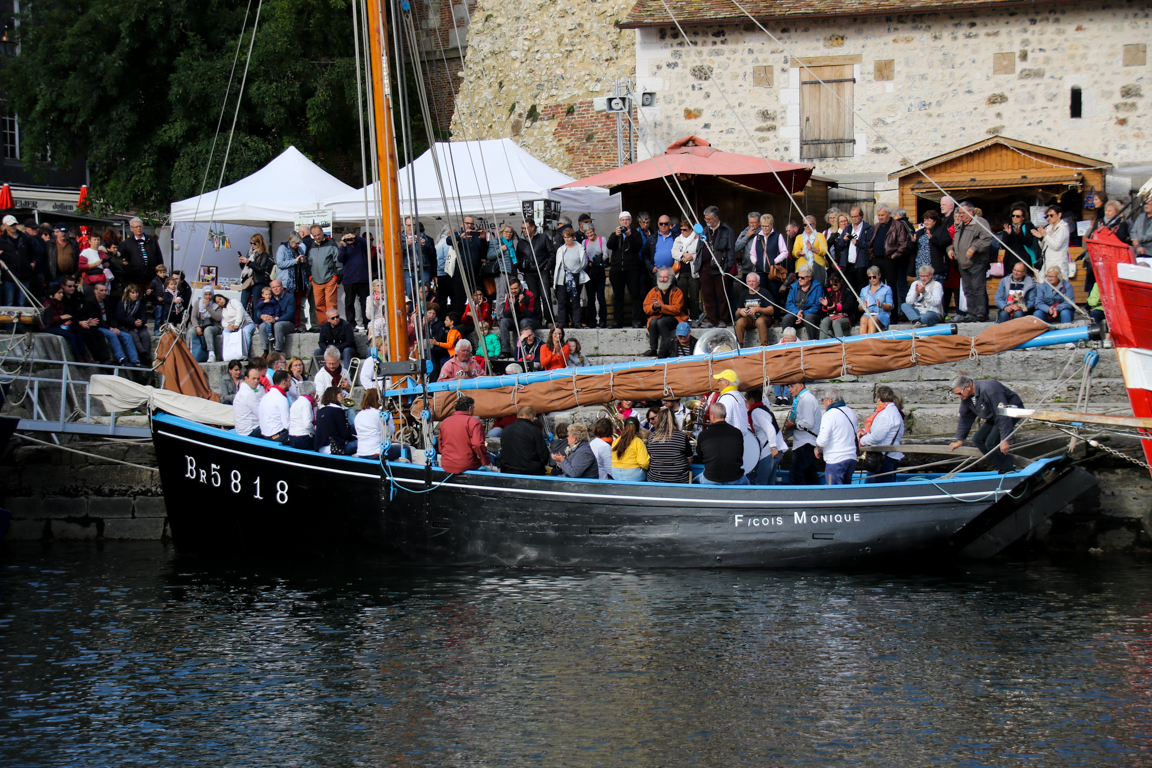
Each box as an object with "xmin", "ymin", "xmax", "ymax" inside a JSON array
[{"xmin": 645, "ymin": 408, "xmax": 693, "ymax": 483}]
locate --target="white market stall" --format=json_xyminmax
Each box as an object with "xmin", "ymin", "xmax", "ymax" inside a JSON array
[
  {"xmin": 324, "ymin": 139, "xmax": 620, "ymax": 233},
  {"xmin": 169, "ymin": 146, "xmax": 357, "ymax": 282}
]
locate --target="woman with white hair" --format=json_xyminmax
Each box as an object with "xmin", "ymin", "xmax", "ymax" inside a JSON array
[
  {"xmin": 1033, "ymin": 266, "xmax": 1076, "ymax": 324},
  {"xmin": 288, "ymin": 380, "xmax": 317, "ymax": 450}
]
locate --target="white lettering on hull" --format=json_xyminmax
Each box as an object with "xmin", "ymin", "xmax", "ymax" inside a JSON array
[{"xmin": 733, "ymin": 510, "xmax": 862, "ymax": 528}]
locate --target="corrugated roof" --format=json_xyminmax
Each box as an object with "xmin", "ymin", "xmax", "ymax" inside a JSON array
[{"xmin": 620, "ymin": 0, "xmax": 1079, "ymax": 29}]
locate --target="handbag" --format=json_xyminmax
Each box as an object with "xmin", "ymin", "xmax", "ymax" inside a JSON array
[
  {"xmin": 480, "ymin": 259, "xmax": 500, "ymax": 277},
  {"xmin": 858, "ymin": 449, "xmax": 884, "ymax": 474},
  {"xmin": 768, "ymin": 263, "xmax": 789, "ymax": 283},
  {"xmin": 222, "ymin": 328, "xmax": 246, "ymax": 359},
  {"xmin": 239, "ymin": 265, "xmax": 254, "ymax": 290},
  {"xmin": 988, "ymin": 261, "xmax": 1004, "ymax": 278},
  {"xmin": 444, "ymin": 247, "xmax": 458, "ymax": 277},
  {"xmin": 329, "ymin": 436, "xmax": 345, "ymax": 456}
]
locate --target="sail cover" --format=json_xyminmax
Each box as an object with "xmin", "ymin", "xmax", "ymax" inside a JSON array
[
  {"xmin": 90, "ymin": 376, "xmax": 235, "ymax": 427},
  {"xmin": 424, "ymin": 318, "xmax": 1054, "ymax": 418}
]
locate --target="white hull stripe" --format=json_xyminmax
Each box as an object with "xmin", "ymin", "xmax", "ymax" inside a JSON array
[
  {"xmin": 1118, "ymin": 262, "xmax": 1152, "ymax": 285},
  {"xmin": 158, "ymin": 430, "xmax": 381, "ymax": 479},
  {"xmin": 387, "ymin": 475, "xmax": 1004, "ymax": 507},
  {"xmin": 1116, "ymin": 347, "xmax": 1152, "ymax": 394}
]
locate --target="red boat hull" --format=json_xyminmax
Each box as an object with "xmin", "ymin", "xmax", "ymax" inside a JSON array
[{"xmin": 1086, "ymin": 231, "xmax": 1152, "ymax": 470}]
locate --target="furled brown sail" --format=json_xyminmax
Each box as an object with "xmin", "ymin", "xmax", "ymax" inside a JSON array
[
  {"xmin": 154, "ymin": 330, "xmax": 221, "ymax": 403},
  {"xmin": 429, "ymin": 317, "xmax": 1052, "ymax": 419}
]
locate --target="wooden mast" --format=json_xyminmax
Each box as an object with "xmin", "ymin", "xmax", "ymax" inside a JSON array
[{"xmin": 365, "ymin": 0, "xmax": 409, "ymax": 364}]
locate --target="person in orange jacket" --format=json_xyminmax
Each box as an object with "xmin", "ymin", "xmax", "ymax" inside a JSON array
[{"xmin": 642, "ymin": 267, "xmax": 688, "ymax": 357}]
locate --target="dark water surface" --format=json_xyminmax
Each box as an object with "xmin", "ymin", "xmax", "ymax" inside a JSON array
[{"xmin": 1, "ymin": 543, "xmax": 1150, "ymax": 767}]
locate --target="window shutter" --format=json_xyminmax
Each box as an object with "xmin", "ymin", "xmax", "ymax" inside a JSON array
[{"xmin": 800, "ymin": 64, "xmax": 855, "ymax": 159}]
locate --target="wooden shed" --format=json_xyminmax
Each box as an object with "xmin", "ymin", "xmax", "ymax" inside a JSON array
[{"xmin": 889, "ymin": 136, "xmax": 1111, "ymax": 223}]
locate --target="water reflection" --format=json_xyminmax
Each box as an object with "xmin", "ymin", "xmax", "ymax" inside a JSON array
[{"xmin": 1, "ymin": 543, "xmax": 1150, "ymax": 766}]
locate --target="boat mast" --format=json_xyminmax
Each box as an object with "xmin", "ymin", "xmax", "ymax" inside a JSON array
[{"xmin": 365, "ymin": 0, "xmax": 409, "ymax": 364}]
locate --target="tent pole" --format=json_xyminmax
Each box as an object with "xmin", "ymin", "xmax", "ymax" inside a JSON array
[{"xmin": 366, "ymin": 0, "xmax": 408, "ymax": 366}]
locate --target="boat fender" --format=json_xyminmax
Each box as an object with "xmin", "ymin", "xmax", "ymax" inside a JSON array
[{"xmin": 1084, "ymin": 350, "xmax": 1100, "ymax": 369}]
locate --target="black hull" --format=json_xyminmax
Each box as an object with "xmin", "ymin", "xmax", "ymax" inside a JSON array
[{"xmin": 152, "ymin": 413, "xmax": 1087, "ymax": 568}]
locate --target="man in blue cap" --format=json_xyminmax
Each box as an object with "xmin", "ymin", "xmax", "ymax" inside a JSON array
[{"xmin": 671, "ymin": 320, "xmax": 696, "ymax": 357}]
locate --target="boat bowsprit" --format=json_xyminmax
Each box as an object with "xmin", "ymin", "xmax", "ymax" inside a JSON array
[{"xmin": 151, "ymin": 412, "xmax": 1096, "ymax": 567}]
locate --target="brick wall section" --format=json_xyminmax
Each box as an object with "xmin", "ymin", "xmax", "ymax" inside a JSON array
[
  {"xmin": 539, "ymin": 101, "xmax": 630, "ymax": 177},
  {"xmin": 392, "ymin": 0, "xmax": 477, "ymax": 133}
]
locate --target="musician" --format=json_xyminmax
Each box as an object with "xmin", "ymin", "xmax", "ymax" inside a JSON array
[{"xmin": 313, "ymin": 346, "xmax": 351, "ymax": 398}]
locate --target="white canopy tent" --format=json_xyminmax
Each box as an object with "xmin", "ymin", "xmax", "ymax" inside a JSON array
[
  {"xmin": 324, "ymin": 139, "xmax": 620, "ymax": 225},
  {"xmin": 170, "ymin": 145, "xmax": 356, "ymax": 225}
]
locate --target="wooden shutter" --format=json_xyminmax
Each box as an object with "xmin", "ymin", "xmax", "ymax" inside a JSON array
[{"xmin": 800, "ymin": 64, "xmax": 855, "ymax": 159}]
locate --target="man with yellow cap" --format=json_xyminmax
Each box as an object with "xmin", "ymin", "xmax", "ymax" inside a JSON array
[{"xmin": 712, "ymin": 369, "xmax": 759, "ymax": 477}]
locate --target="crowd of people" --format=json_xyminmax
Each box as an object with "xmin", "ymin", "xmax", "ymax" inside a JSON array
[{"xmin": 431, "ymin": 368, "xmax": 1022, "ymax": 483}]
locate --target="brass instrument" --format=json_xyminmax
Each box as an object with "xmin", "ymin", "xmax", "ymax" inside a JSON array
[
  {"xmin": 341, "ymin": 357, "xmax": 363, "ymax": 408},
  {"xmin": 682, "ymin": 399, "xmax": 705, "ymax": 433},
  {"xmin": 693, "ymin": 328, "xmax": 739, "ymax": 356},
  {"xmin": 599, "ymin": 403, "xmax": 626, "ymax": 434}
]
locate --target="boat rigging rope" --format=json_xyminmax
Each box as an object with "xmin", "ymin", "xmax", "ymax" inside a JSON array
[{"xmin": 11, "ymin": 433, "xmax": 159, "ymax": 472}]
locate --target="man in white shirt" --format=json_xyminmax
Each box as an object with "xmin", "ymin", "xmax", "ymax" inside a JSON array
[
  {"xmin": 815, "ymin": 387, "xmax": 860, "ymax": 485},
  {"xmin": 313, "ymin": 346, "xmax": 349, "ymax": 398},
  {"xmin": 232, "ymin": 363, "xmax": 264, "ymax": 438},
  {"xmin": 783, "ymin": 380, "xmax": 822, "ymax": 485},
  {"xmin": 258, "ymin": 370, "xmax": 292, "ymax": 443}
]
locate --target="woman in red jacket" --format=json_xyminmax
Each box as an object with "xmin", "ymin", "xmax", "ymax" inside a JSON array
[{"xmin": 539, "ymin": 325, "xmax": 570, "ymax": 370}]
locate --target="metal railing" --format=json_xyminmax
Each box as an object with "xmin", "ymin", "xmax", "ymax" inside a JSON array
[{"xmin": 0, "ymin": 334, "xmax": 153, "ymax": 438}]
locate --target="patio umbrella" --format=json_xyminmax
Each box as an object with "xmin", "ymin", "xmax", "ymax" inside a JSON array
[{"xmin": 558, "ymin": 136, "xmax": 813, "ymax": 196}]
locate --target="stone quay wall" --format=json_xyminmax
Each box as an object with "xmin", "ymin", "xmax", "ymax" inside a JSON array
[{"xmin": 629, "ymin": 2, "xmax": 1152, "ymax": 200}]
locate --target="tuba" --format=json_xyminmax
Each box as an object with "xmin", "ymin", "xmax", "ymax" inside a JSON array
[
  {"xmin": 682, "ymin": 399, "xmax": 705, "ymax": 433},
  {"xmin": 693, "ymin": 327, "xmax": 740, "ymax": 356}
]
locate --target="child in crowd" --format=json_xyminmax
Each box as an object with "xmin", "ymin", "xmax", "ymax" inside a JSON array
[
  {"xmin": 157, "ymin": 275, "xmax": 185, "ymax": 329},
  {"xmin": 774, "ymin": 327, "xmax": 798, "ymax": 405},
  {"xmin": 254, "ymin": 286, "xmax": 281, "ymax": 347},
  {"xmin": 149, "ymin": 264, "xmax": 169, "ymax": 330},
  {"xmin": 477, "ymin": 321, "xmax": 501, "ymax": 360}
]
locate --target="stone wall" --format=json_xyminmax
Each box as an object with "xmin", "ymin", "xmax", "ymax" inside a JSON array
[
  {"xmin": 631, "ymin": 1, "xmax": 1152, "ymax": 202},
  {"xmin": 1, "ymin": 442, "xmax": 166, "ymax": 541},
  {"xmin": 447, "ymin": 0, "xmax": 638, "ymax": 175}
]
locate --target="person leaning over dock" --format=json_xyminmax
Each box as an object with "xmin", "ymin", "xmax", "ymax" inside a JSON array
[
  {"xmin": 611, "ymin": 416, "xmax": 650, "ymax": 482},
  {"xmin": 815, "ymin": 387, "xmax": 859, "ymax": 485},
  {"xmin": 858, "ymin": 385, "xmax": 905, "ymax": 483},
  {"xmin": 949, "ymin": 375, "xmax": 1024, "ymax": 474},
  {"xmin": 258, "ymin": 370, "xmax": 292, "ymax": 444},
  {"xmin": 783, "ymin": 380, "xmax": 822, "ymax": 485},
  {"xmin": 439, "ymin": 395, "xmax": 494, "ymax": 473},
  {"xmin": 693, "ymin": 402, "xmax": 748, "ymax": 485},
  {"xmin": 233, "ymin": 362, "xmax": 264, "ymax": 439},
  {"xmin": 551, "ymin": 423, "xmax": 599, "ymax": 479}
]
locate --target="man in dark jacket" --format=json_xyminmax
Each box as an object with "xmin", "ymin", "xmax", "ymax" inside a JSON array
[
  {"xmin": 23, "ymin": 219, "xmax": 49, "ymax": 298},
  {"xmin": 517, "ymin": 218, "xmax": 554, "ymax": 319},
  {"xmin": 835, "ymin": 206, "xmax": 874, "ymax": 293},
  {"xmin": 60, "ymin": 276, "xmax": 106, "ymax": 361},
  {"xmin": 338, "ymin": 231, "xmax": 370, "ymax": 328},
  {"xmin": 949, "ymin": 375, "xmax": 1024, "ymax": 473},
  {"xmin": 120, "ymin": 217, "xmax": 164, "ymax": 297},
  {"xmin": 451, "ymin": 216, "xmax": 489, "ymax": 313},
  {"xmin": 81, "ymin": 282, "xmax": 140, "ymax": 366},
  {"xmin": 866, "ymin": 204, "xmax": 910, "ymax": 298},
  {"xmin": 314, "ymin": 308, "xmax": 357, "ymax": 370},
  {"xmin": 700, "ymin": 205, "xmax": 735, "ymax": 328},
  {"xmin": 499, "ymin": 405, "xmax": 550, "ymax": 475},
  {"xmin": 693, "ymin": 402, "xmax": 748, "ymax": 484},
  {"xmin": 498, "ymin": 278, "xmax": 540, "ymax": 354},
  {"xmin": 607, "ymin": 211, "xmax": 646, "ymax": 328},
  {"xmin": 0, "ymin": 215, "xmax": 35, "ymax": 311}
]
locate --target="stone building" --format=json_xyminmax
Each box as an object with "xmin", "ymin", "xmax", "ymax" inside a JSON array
[
  {"xmin": 619, "ymin": 0, "xmax": 1152, "ymax": 211},
  {"xmin": 447, "ymin": 0, "xmax": 639, "ymax": 177}
]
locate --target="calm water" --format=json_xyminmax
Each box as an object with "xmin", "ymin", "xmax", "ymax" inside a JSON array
[{"xmin": 1, "ymin": 543, "xmax": 1150, "ymax": 767}]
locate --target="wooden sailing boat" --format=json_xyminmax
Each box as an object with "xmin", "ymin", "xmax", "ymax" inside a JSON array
[{"xmin": 135, "ymin": 0, "xmax": 1106, "ymax": 566}]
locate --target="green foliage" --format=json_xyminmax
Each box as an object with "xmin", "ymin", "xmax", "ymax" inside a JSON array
[{"xmin": 0, "ymin": 0, "xmax": 428, "ymax": 214}]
